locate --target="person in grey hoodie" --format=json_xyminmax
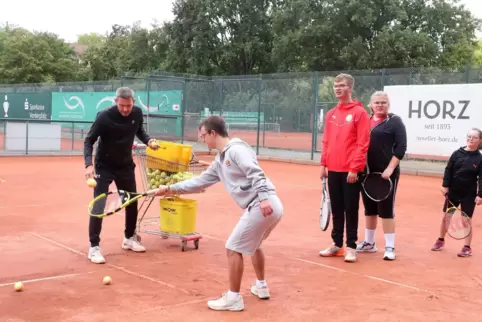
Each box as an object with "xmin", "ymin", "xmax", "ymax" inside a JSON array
[{"xmin": 154, "ymin": 115, "xmax": 284, "ymax": 312}]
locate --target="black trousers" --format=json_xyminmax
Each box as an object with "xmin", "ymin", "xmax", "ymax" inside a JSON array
[
  {"xmin": 90, "ymin": 163, "xmax": 138, "ymax": 247},
  {"xmin": 327, "ymin": 171, "xmax": 361, "ymax": 249}
]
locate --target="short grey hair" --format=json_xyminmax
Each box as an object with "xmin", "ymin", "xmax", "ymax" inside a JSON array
[
  {"xmin": 370, "ymin": 91, "xmax": 390, "ymax": 103},
  {"xmin": 116, "ymin": 87, "xmax": 135, "ymax": 99}
]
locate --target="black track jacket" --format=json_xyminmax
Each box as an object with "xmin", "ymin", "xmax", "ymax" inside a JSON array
[
  {"xmin": 366, "ymin": 113, "xmax": 407, "ymax": 175},
  {"xmin": 83, "ymin": 105, "xmax": 151, "ymax": 169}
]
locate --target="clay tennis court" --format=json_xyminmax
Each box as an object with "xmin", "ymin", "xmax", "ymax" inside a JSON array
[{"xmin": 1, "ymin": 155, "xmax": 481, "ymax": 321}]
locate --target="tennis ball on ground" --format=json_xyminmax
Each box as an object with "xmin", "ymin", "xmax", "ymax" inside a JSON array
[
  {"xmin": 86, "ymin": 178, "xmax": 97, "ymax": 188},
  {"xmin": 103, "ymin": 276, "xmax": 112, "ymax": 285},
  {"xmin": 14, "ymin": 282, "xmax": 24, "ymax": 292}
]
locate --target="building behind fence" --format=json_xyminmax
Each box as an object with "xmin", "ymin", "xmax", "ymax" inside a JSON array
[{"xmin": 0, "ymin": 67, "xmax": 481, "ymax": 160}]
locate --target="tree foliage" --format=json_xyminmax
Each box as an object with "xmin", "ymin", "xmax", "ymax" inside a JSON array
[{"xmin": 0, "ymin": 0, "xmax": 480, "ymax": 85}]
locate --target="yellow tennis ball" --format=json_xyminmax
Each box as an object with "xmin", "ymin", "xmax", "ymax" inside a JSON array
[
  {"xmin": 14, "ymin": 282, "xmax": 24, "ymax": 292},
  {"xmin": 87, "ymin": 178, "xmax": 97, "ymax": 188},
  {"xmin": 103, "ymin": 276, "xmax": 112, "ymax": 285}
]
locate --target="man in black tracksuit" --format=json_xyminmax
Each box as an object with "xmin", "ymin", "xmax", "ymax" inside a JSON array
[
  {"xmin": 356, "ymin": 92, "xmax": 407, "ymax": 261},
  {"xmin": 83, "ymin": 87, "xmax": 158, "ymax": 264}
]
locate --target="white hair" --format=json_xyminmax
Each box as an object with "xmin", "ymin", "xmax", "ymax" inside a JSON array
[
  {"xmin": 116, "ymin": 87, "xmax": 135, "ymax": 99},
  {"xmin": 370, "ymin": 91, "xmax": 390, "ymax": 103}
]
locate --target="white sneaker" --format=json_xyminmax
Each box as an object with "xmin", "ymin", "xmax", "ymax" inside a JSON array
[
  {"xmin": 356, "ymin": 241, "xmax": 377, "ymax": 253},
  {"xmin": 344, "ymin": 247, "xmax": 357, "ymax": 262},
  {"xmin": 207, "ymin": 293, "xmax": 244, "ymax": 311},
  {"xmin": 122, "ymin": 235, "xmax": 146, "ymax": 252},
  {"xmin": 88, "ymin": 246, "xmax": 106, "ymax": 264},
  {"xmin": 250, "ymin": 285, "xmax": 270, "ymax": 299},
  {"xmin": 383, "ymin": 247, "xmax": 396, "ymax": 260}
]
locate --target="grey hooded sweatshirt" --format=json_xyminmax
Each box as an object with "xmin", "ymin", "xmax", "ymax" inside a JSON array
[{"xmin": 169, "ymin": 138, "xmax": 276, "ymax": 209}]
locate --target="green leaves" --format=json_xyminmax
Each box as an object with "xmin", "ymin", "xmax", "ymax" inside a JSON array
[{"xmin": 0, "ymin": 0, "xmax": 480, "ymax": 85}]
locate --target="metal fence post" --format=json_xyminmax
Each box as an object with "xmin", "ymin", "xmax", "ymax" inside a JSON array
[
  {"xmin": 181, "ymin": 80, "xmax": 187, "ymax": 143},
  {"xmin": 256, "ymin": 76, "xmax": 262, "ymax": 155},
  {"xmin": 311, "ymin": 72, "xmax": 319, "ymax": 161},
  {"xmin": 25, "ymin": 121, "xmax": 29, "ymax": 154}
]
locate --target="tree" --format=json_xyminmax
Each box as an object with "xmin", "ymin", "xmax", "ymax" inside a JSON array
[{"xmin": 0, "ymin": 25, "xmax": 89, "ymax": 84}]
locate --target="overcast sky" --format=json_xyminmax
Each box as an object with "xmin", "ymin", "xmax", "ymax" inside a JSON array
[{"xmin": 0, "ymin": 0, "xmax": 481, "ymax": 42}]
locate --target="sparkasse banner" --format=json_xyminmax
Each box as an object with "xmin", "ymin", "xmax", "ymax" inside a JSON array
[{"xmin": 383, "ymin": 84, "xmax": 482, "ymax": 158}]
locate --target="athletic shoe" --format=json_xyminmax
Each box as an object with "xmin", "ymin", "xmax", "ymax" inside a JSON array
[
  {"xmin": 356, "ymin": 241, "xmax": 377, "ymax": 253},
  {"xmin": 319, "ymin": 245, "xmax": 345, "ymax": 257},
  {"xmin": 88, "ymin": 246, "xmax": 106, "ymax": 264},
  {"xmin": 207, "ymin": 293, "xmax": 244, "ymax": 311},
  {"xmin": 457, "ymin": 246, "xmax": 472, "ymax": 257},
  {"xmin": 383, "ymin": 247, "xmax": 396, "ymax": 260},
  {"xmin": 431, "ymin": 239, "xmax": 445, "ymax": 251},
  {"xmin": 344, "ymin": 247, "xmax": 357, "ymax": 262},
  {"xmin": 122, "ymin": 235, "xmax": 146, "ymax": 252},
  {"xmin": 250, "ymin": 285, "xmax": 270, "ymax": 299}
]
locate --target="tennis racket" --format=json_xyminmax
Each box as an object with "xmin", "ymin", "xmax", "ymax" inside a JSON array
[
  {"xmin": 361, "ymin": 165, "xmax": 393, "ymax": 202},
  {"xmin": 319, "ymin": 177, "xmax": 331, "ymax": 231},
  {"xmin": 190, "ymin": 152, "xmax": 212, "ymax": 167},
  {"xmin": 443, "ymin": 195, "xmax": 472, "ymax": 240},
  {"xmin": 88, "ymin": 189, "xmax": 157, "ymax": 218}
]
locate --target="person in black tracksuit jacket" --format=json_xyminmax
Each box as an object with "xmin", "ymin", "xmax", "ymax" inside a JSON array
[
  {"xmin": 431, "ymin": 128, "xmax": 482, "ymax": 257},
  {"xmin": 83, "ymin": 87, "xmax": 159, "ymax": 264},
  {"xmin": 356, "ymin": 91, "xmax": 407, "ymax": 261}
]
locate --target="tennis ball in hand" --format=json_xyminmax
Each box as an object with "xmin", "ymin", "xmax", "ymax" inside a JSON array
[
  {"xmin": 103, "ymin": 276, "xmax": 112, "ymax": 285},
  {"xmin": 87, "ymin": 178, "xmax": 97, "ymax": 188},
  {"xmin": 14, "ymin": 282, "xmax": 24, "ymax": 292}
]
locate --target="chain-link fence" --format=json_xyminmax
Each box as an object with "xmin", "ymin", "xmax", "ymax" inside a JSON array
[{"xmin": 1, "ymin": 67, "xmax": 482, "ymax": 159}]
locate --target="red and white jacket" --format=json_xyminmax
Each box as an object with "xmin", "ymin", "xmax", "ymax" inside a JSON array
[{"xmin": 320, "ymin": 100, "xmax": 370, "ymax": 173}]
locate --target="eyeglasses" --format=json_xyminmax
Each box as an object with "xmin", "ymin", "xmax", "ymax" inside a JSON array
[{"xmin": 199, "ymin": 132, "xmax": 208, "ymax": 141}]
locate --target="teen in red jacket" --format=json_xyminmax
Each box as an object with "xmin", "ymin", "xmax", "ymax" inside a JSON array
[{"xmin": 319, "ymin": 73, "xmax": 371, "ymax": 263}]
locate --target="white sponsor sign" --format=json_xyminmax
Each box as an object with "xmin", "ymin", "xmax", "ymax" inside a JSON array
[{"xmin": 383, "ymin": 84, "xmax": 482, "ymax": 158}]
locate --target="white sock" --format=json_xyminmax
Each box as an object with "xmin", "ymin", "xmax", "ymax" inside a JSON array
[
  {"xmin": 366, "ymin": 229, "xmax": 376, "ymax": 244},
  {"xmin": 256, "ymin": 280, "xmax": 267, "ymax": 288},
  {"xmin": 385, "ymin": 233, "xmax": 395, "ymax": 248},
  {"xmin": 227, "ymin": 290, "xmax": 240, "ymax": 301}
]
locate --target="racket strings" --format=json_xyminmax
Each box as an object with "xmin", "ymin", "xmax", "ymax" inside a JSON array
[
  {"xmin": 363, "ymin": 175, "xmax": 392, "ymax": 201},
  {"xmin": 444, "ymin": 207, "xmax": 471, "ymax": 239},
  {"xmin": 90, "ymin": 192, "xmax": 128, "ymax": 216}
]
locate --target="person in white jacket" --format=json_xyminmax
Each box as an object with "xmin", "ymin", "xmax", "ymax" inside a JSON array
[{"xmin": 155, "ymin": 115, "xmax": 284, "ymax": 312}]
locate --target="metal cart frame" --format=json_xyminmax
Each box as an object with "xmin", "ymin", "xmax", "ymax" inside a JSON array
[{"xmin": 132, "ymin": 143, "xmax": 206, "ymax": 252}]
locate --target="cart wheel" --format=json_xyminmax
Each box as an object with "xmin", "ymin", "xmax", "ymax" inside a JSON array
[
  {"xmin": 181, "ymin": 240, "xmax": 187, "ymax": 252},
  {"xmin": 194, "ymin": 239, "xmax": 199, "ymax": 249}
]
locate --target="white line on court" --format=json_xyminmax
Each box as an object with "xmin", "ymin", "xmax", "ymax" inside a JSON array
[
  {"xmin": 201, "ymin": 233, "xmax": 437, "ymax": 295},
  {"xmin": 30, "ymin": 233, "xmax": 436, "ymax": 297},
  {"xmin": 293, "ymin": 258, "xmax": 435, "ymax": 294},
  {"xmin": 0, "ymin": 273, "xmax": 84, "ymax": 287},
  {"xmin": 30, "ymin": 232, "xmax": 193, "ymax": 295}
]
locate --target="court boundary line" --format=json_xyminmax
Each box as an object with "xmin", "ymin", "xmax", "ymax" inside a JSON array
[
  {"xmin": 292, "ymin": 258, "xmax": 435, "ymax": 294},
  {"xmin": 30, "ymin": 232, "xmax": 192, "ymax": 295},
  {"xmin": 0, "ymin": 273, "xmax": 85, "ymax": 287},
  {"xmin": 201, "ymin": 234, "xmax": 437, "ymax": 295}
]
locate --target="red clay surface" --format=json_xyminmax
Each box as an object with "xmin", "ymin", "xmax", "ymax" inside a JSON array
[{"xmin": 1, "ymin": 155, "xmax": 481, "ymax": 321}]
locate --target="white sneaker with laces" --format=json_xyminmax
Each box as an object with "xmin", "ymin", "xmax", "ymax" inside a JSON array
[
  {"xmin": 356, "ymin": 241, "xmax": 377, "ymax": 253},
  {"xmin": 88, "ymin": 246, "xmax": 106, "ymax": 264},
  {"xmin": 383, "ymin": 247, "xmax": 396, "ymax": 260},
  {"xmin": 207, "ymin": 293, "xmax": 244, "ymax": 311},
  {"xmin": 122, "ymin": 235, "xmax": 146, "ymax": 252},
  {"xmin": 251, "ymin": 285, "xmax": 270, "ymax": 299}
]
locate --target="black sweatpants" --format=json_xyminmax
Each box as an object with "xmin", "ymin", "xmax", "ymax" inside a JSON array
[
  {"xmin": 90, "ymin": 163, "xmax": 138, "ymax": 247},
  {"xmin": 327, "ymin": 171, "xmax": 361, "ymax": 249}
]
